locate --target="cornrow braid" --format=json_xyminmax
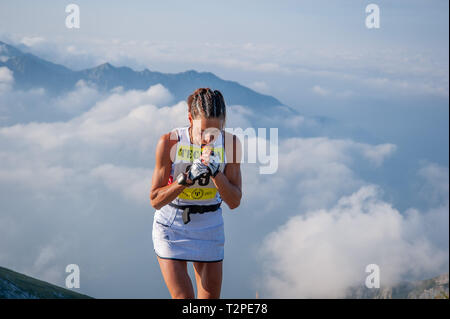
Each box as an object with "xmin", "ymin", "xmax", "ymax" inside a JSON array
[{"xmin": 187, "ymin": 88, "xmax": 226, "ymax": 122}]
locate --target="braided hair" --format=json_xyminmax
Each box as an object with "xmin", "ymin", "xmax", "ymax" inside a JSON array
[{"xmin": 187, "ymin": 88, "xmax": 226, "ymax": 124}]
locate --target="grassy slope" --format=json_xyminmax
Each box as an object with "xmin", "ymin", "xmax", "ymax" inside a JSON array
[{"xmin": 0, "ymin": 266, "xmax": 93, "ymax": 299}]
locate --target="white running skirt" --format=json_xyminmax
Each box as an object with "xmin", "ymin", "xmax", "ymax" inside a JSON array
[{"xmin": 152, "ymin": 207, "xmax": 225, "ymax": 262}]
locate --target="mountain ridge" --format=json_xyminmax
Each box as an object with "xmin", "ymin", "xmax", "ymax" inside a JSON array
[
  {"xmin": 0, "ymin": 40, "xmax": 286, "ymax": 111},
  {"xmin": 345, "ymin": 272, "xmax": 449, "ymax": 299}
]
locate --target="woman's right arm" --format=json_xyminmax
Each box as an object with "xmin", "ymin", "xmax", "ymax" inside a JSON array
[{"xmin": 149, "ymin": 133, "xmax": 187, "ymax": 210}]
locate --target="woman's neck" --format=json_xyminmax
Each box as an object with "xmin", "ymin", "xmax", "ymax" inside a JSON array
[{"xmin": 188, "ymin": 126, "xmax": 194, "ymax": 145}]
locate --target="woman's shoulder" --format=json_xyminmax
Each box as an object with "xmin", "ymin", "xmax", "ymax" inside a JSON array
[
  {"xmin": 159, "ymin": 130, "xmax": 178, "ymax": 143},
  {"xmin": 156, "ymin": 129, "xmax": 181, "ymax": 159},
  {"xmin": 159, "ymin": 126, "xmax": 187, "ymax": 143}
]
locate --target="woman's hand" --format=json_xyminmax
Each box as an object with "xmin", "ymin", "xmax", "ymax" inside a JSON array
[
  {"xmin": 188, "ymin": 159, "xmax": 210, "ymax": 182},
  {"xmin": 200, "ymin": 146, "xmax": 221, "ymax": 177}
]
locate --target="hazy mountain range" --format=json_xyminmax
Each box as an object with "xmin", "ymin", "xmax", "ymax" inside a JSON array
[{"xmin": 0, "ymin": 40, "xmax": 284, "ymax": 110}]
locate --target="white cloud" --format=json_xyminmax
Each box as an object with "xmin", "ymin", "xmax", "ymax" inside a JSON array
[
  {"xmin": 362, "ymin": 76, "xmax": 449, "ymax": 97},
  {"xmin": 358, "ymin": 143, "xmax": 397, "ymax": 167},
  {"xmin": 52, "ymin": 80, "xmax": 103, "ymax": 115},
  {"xmin": 0, "ymin": 83, "xmax": 185, "ymax": 291},
  {"xmin": 224, "ymin": 104, "xmax": 254, "ymax": 129},
  {"xmin": 237, "ymin": 136, "xmax": 396, "ymax": 221},
  {"xmin": 32, "ymin": 245, "xmax": 56, "ymax": 270},
  {"xmin": 76, "ymin": 83, "xmax": 174, "ymax": 124},
  {"xmin": 249, "ymin": 81, "xmax": 269, "ymax": 93},
  {"xmin": 0, "ymin": 66, "xmax": 14, "ymax": 92},
  {"xmin": 20, "ymin": 36, "xmax": 46, "ymax": 47},
  {"xmin": 3, "ymin": 35, "xmax": 446, "ymax": 98},
  {"xmin": 259, "ymin": 184, "xmax": 448, "ymax": 298},
  {"xmin": 0, "ymin": 80, "xmax": 446, "ymax": 298},
  {"xmin": 416, "ymin": 162, "xmax": 449, "ymax": 205},
  {"xmin": 311, "ymin": 85, "xmax": 358, "ymax": 99},
  {"xmin": 312, "ymin": 85, "xmax": 330, "ymax": 96},
  {"xmin": 0, "ymin": 84, "xmax": 183, "ymax": 151},
  {"xmin": 0, "ymin": 84, "xmax": 187, "ymax": 204},
  {"xmin": 90, "ymin": 164, "xmax": 153, "ymax": 205},
  {"xmin": 29, "ymin": 244, "xmax": 62, "ymax": 284},
  {"xmin": 0, "ymin": 83, "xmax": 395, "ymax": 210},
  {"xmin": 0, "ymin": 161, "xmax": 76, "ymax": 193}
]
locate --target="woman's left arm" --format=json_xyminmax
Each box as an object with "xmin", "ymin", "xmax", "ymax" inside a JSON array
[
  {"xmin": 211, "ymin": 134, "xmax": 242, "ymax": 209},
  {"xmin": 211, "ymin": 163, "xmax": 241, "ymax": 209}
]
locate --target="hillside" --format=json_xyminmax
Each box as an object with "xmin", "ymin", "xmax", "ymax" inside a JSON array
[
  {"xmin": 0, "ymin": 266, "xmax": 93, "ymax": 299},
  {"xmin": 346, "ymin": 272, "xmax": 449, "ymax": 299}
]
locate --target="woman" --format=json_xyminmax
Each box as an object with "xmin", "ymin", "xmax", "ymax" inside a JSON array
[{"xmin": 150, "ymin": 88, "xmax": 242, "ymax": 299}]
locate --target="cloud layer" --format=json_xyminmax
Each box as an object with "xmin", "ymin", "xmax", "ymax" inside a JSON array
[
  {"xmin": 0, "ymin": 77, "xmax": 447, "ymax": 298},
  {"xmin": 258, "ymin": 178, "xmax": 448, "ymax": 298},
  {"xmin": 0, "ymin": 66, "xmax": 13, "ymax": 92}
]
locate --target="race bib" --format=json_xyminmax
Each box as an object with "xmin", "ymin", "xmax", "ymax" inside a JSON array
[{"xmin": 178, "ymin": 187, "xmax": 218, "ymax": 200}]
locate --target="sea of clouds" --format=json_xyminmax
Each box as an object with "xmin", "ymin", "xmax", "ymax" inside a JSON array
[{"xmin": 0, "ymin": 68, "xmax": 448, "ymax": 298}]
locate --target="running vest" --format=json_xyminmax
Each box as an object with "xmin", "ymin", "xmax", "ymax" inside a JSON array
[{"xmin": 169, "ymin": 126, "xmax": 227, "ymax": 206}]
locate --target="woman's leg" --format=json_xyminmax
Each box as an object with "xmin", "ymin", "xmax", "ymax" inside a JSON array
[
  {"xmin": 157, "ymin": 256, "xmax": 195, "ymax": 299},
  {"xmin": 193, "ymin": 261, "xmax": 223, "ymax": 299}
]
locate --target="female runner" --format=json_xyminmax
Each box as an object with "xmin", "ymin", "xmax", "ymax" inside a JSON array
[{"xmin": 150, "ymin": 88, "xmax": 242, "ymax": 299}]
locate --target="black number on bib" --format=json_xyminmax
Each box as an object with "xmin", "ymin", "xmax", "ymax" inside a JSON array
[
  {"xmin": 197, "ymin": 173, "xmax": 210, "ymax": 186},
  {"xmin": 185, "ymin": 165, "xmax": 210, "ymax": 186}
]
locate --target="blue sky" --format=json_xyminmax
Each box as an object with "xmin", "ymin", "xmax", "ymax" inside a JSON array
[
  {"xmin": 1, "ymin": 0, "xmax": 448, "ymax": 46},
  {"xmin": 0, "ymin": 1, "xmax": 448, "ymax": 298},
  {"xmin": 1, "ymin": 0, "xmax": 448, "ymax": 108}
]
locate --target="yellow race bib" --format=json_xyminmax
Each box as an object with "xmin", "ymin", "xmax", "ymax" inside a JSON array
[{"xmin": 178, "ymin": 187, "xmax": 218, "ymax": 200}]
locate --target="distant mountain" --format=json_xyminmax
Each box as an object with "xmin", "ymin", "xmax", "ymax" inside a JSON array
[
  {"xmin": 346, "ymin": 273, "xmax": 449, "ymax": 299},
  {"xmin": 0, "ymin": 266, "xmax": 93, "ymax": 299},
  {"xmin": 0, "ymin": 41, "xmax": 285, "ymax": 110}
]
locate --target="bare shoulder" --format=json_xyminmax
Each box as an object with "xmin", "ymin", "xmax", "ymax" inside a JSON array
[{"xmin": 155, "ymin": 130, "xmax": 179, "ymax": 164}]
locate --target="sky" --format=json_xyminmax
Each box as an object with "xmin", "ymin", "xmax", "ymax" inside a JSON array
[{"xmin": 0, "ymin": 0, "xmax": 448, "ymax": 298}]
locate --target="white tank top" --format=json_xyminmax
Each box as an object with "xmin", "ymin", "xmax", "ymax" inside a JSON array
[{"xmin": 154, "ymin": 126, "xmax": 227, "ymax": 226}]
